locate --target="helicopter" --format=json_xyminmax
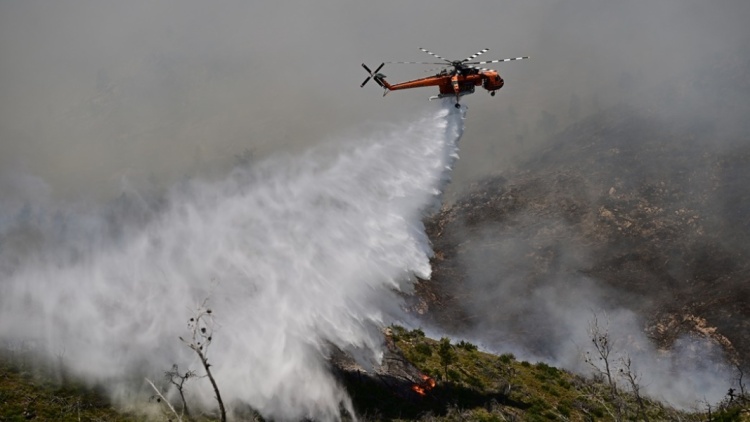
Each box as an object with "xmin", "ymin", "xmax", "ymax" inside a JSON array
[{"xmin": 361, "ymin": 47, "xmax": 528, "ymax": 108}]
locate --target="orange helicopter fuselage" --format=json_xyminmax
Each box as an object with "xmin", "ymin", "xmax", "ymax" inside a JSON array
[{"xmin": 381, "ymin": 70, "xmax": 504, "ymax": 96}]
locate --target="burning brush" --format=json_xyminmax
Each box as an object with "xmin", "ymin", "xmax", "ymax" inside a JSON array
[{"xmin": 411, "ymin": 374, "xmax": 436, "ymax": 396}]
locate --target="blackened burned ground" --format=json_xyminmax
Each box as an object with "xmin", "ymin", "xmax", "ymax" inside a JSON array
[
  {"xmin": 415, "ymin": 101, "xmax": 750, "ymax": 367},
  {"xmin": 332, "ymin": 332, "xmax": 516, "ymax": 419}
]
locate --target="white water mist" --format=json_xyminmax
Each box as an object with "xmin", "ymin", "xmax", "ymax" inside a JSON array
[{"xmin": 0, "ymin": 101, "xmax": 465, "ymax": 420}]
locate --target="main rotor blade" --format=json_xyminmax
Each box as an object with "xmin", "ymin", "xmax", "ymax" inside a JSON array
[
  {"xmin": 373, "ymin": 63, "xmax": 385, "ymax": 73},
  {"xmin": 423, "ymin": 66, "xmax": 450, "ymax": 73},
  {"xmin": 462, "ymin": 48, "xmax": 490, "ymax": 62},
  {"xmin": 362, "ymin": 63, "xmax": 373, "ymax": 75},
  {"xmin": 360, "ymin": 76, "xmax": 372, "ymax": 88},
  {"xmin": 465, "ymin": 56, "xmax": 529, "ymax": 65},
  {"xmin": 419, "ymin": 47, "xmax": 451, "ymax": 63}
]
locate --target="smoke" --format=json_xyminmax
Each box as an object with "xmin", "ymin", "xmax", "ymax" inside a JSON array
[
  {"xmin": 0, "ymin": 101, "xmax": 464, "ymax": 420},
  {"xmin": 446, "ymin": 199, "xmax": 737, "ymax": 407},
  {"xmin": 2, "ymin": 1, "xmax": 748, "ymax": 200},
  {"xmin": 420, "ymin": 1, "xmax": 750, "ymax": 404},
  {"xmin": 448, "ymin": 230, "xmax": 730, "ymax": 407}
]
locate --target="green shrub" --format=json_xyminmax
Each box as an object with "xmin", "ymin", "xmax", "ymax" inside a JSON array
[
  {"xmin": 466, "ymin": 374, "xmax": 485, "ymax": 389},
  {"xmin": 406, "ymin": 350, "xmax": 426, "ymax": 364},
  {"xmin": 540, "ymin": 384, "xmax": 561, "ymax": 397},
  {"xmin": 414, "ymin": 342, "xmax": 432, "ymax": 356},
  {"xmin": 556, "ymin": 379, "xmax": 571, "ymax": 389},
  {"xmin": 457, "ymin": 340, "xmax": 478, "ymax": 352},
  {"xmin": 470, "ymin": 408, "xmax": 504, "ymax": 422},
  {"xmin": 542, "ymin": 409, "xmax": 558, "ymax": 419},
  {"xmin": 527, "ymin": 403, "xmax": 543, "ymax": 415},
  {"xmin": 557, "ymin": 402, "xmax": 572, "ymax": 418},
  {"xmin": 390, "ymin": 325, "xmax": 407, "ymax": 337},
  {"xmin": 712, "ymin": 406, "xmax": 742, "ymax": 421},
  {"xmin": 535, "ymin": 362, "xmax": 560, "ymax": 378},
  {"xmin": 499, "ymin": 353, "xmax": 516, "ymax": 364}
]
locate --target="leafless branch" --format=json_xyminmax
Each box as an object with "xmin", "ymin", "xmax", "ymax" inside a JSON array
[
  {"xmin": 584, "ymin": 312, "xmax": 618, "ymax": 397},
  {"xmin": 145, "ymin": 377, "xmax": 182, "ymax": 422},
  {"xmin": 179, "ymin": 299, "xmax": 226, "ymax": 422},
  {"xmin": 164, "ymin": 364, "xmax": 197, "ymax": 417},
  {"xmin": 619, "ymin": 355, "xmax": 649, "ymax": 422}
]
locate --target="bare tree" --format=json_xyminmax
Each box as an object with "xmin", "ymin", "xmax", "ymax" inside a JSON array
[
  {"xmin": 619, "ymin": 355, "xmax": 649, "ymax": 422},
  {"xmin": 180, "ymin": 300, "xmax": 226, "ymax": 422},
  {"xmin": 582, "ymin": 312, "xmax": 626, "ymax": 422},
  {"xmin": 165, "ymin": 364, "xmax": 197, "ymax": 417},
  {"xmin": 584, "ymin": 312, "xmax": 617, "ymax": 397},
  {"xmin": 736, "ymin": 364, "xmax": 747, "ymax": 398},
  {"xmin": 734, "ymin": 363, "xmax": 749, "ymax": 413}
]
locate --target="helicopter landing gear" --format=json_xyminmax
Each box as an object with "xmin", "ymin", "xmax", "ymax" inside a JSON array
[{"xmin": 490, "ymin": 90, "xmax": 496, "ymax": 97}]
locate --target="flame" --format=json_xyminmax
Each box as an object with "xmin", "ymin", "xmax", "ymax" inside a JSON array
[
  {"xmin": 421, "ymin": 374, "xmax": 436, "ymax": 388},
  {"xmin": 412, "ymin": 385, "xmax": 427, "ymax": 396},
  {"xmin": 411, "ymin": 374, "xmax": 436, "ymax": 396}
]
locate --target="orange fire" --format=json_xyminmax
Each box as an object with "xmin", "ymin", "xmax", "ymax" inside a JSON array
[{"xmin": 411, "ymin": 374, "xmax": 436, "ymax": 396}]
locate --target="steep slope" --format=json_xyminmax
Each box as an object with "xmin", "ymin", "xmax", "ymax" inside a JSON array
[{"xmin": 416, "ymin": 53, "xmax": 750, "ymax": 372}]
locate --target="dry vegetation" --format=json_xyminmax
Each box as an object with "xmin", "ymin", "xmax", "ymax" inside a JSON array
[{"xmin": 3, "ymin": 326, "xmax": 749, "ymax": 421}]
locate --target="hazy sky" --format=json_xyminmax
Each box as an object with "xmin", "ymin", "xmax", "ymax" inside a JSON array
[{"xmin": 1, "ymin": 1, "xmax": 748, "ymax": 199}]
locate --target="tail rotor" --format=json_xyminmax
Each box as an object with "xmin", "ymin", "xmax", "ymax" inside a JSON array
[{"xmin": 360, "ymin": 63, "xmax": 385, "ymax": 88}]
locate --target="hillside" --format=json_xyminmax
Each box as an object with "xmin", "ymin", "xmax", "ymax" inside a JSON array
[
  {"xmin": 413, "ymin": 49, "xmax": 750, "ymax": 374},
  {"xmin": 339, "ymin": 327, "xmax": 719, "ymax": 421},
  {"xmin": 415, "ymin": 101, "xmax": 750, "ymax": 369},
  {"xmin": 4, "ymin": 326, "xmax": 749, "ymax": 421}
]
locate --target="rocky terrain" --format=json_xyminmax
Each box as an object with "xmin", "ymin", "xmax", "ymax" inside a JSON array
[{"xmin": 415, "ymin": 90, "xmax": 750, "ymax": 370}]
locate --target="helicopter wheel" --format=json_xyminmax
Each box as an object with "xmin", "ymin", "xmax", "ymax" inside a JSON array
[
  {"xmin": 490, "ymin": 91, "xmax": 496, "ymax": 97},
  {"xmin": 454, "ymin": 103, "xmax": 461, "ymax": 109}
]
